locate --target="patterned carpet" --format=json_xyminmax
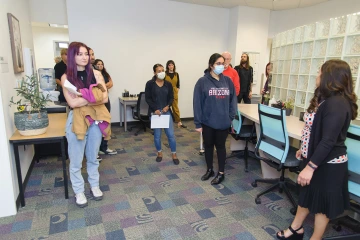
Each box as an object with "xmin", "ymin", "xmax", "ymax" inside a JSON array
[{"xmin": 0, "ymin": 121, "xmax": 354, "ymax": 239}]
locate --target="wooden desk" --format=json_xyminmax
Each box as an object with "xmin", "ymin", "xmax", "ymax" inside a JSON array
[
  {"xmin": 118, "ymin": 97, "xmax": 138, "ymax": 131},
  {"xmin": 9, "ymin": 113, "xmax": 68, "ymax": 207},
  {"xmin": 238, "ymin": 104, "xmax": 304, "ymax": 178}
]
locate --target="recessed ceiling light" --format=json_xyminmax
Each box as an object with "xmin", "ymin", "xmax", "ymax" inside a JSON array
[{"xmin": 49, "ymin": 23, "xmax": 68, "ymax": 28}]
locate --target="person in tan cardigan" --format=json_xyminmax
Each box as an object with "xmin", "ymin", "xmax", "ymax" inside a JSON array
[{"xmin": 61, "ymin": 42, "xmax": 108, "ymax": 208}]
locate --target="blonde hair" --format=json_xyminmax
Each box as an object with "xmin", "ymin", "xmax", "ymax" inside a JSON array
[
  {"xmin": 54, "ymin": 56, "xmax": 61, "ymax": 64},
  {"xmin": 60, "ymin": 48, "xmax": 67, "ymax": 56}
]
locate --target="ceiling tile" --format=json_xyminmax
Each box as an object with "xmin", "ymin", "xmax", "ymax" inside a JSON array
[
  {"xmin": 169, "ymin": 0, "xmax": 194, "ymax": 4},
  {"xmin": 299, "ymin": 0, "xmax": 328, "ymax": 8},
  {"xmin": 273, "ymin": 0, "xmax": 300, "ymax": 10},
  {"xmin": 245, "ymin": 0, "xmax": 273, "ymax": 10},
  {"xmin": 217, "ymin": 0, "xmax": 247, "ymax": 8},
  {"xmin": 191, "ymin": 0, "xmax": 222, "ymax": 8}
]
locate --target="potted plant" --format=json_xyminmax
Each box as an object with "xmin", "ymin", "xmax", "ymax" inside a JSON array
[
  {"xmin": 283, "ymin": 97, "xmax": 295, "ymax": 116},
  {"xmin": 9, "ymin": 75, "xmax": 51, "ymax": 136}
]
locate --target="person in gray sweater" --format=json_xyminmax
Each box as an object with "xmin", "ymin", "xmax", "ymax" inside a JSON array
[{"xmin": 193, "ymin": 53, "xmax": 237, "ymax": 185}]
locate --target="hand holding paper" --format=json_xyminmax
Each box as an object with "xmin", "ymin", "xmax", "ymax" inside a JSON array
[
  {"xmin": 151, "ymin": 115, "xmax": 170, "ymax": 129},
  {"xmin": 64, "ymin": 79, "xmax": 82, "ymax": 96}
]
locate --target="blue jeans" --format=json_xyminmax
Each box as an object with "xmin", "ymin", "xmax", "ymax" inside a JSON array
[
  {"xmin": 153, "ymin": 112, "xmax": 176, "ymax": 153},
  {"xmin": 66, "ymin": 111, "xmax": 102, "ymax": 194}
]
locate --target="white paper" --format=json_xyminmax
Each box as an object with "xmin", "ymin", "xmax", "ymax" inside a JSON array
[
  {"xmin": 64, "ymin": 79, "xmax": 82, "ymax": 96},
  {"xmin": 151, "ymin": 115, "xmax": 170, "ymax": 129}
]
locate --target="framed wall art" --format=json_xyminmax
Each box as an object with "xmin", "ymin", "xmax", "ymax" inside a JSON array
[{"xmin": 7, "ymin": 13, "xmax": 24, "ymax": 73}]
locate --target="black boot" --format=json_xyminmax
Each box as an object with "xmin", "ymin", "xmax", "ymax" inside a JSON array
[
  {"xmin": 211, "ymin": 172, "xmax": 224, "ymax": 185},
  {"xmin": 201, "ymin": 169, "xmax": 214, "ymax": 181}
]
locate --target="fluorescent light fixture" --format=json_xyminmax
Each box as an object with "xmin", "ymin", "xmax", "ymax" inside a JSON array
[
  {"xmin": 59, "ymin": 43, "xmax": 68, "ymax": 48},
  {"xmin": 49, "ymin": 23, "xmax": 68, "ymax": 28}
]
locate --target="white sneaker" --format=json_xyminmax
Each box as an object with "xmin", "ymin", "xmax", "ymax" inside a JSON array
[
  {"xmin": 91, "ymin": 186, "xmax": 103, "ymax": 201},
  {"xmin": 97, "ymin": 155, "xmax": 102, "ymax": 162},
  {"xmin": 99, "ymin": 148, "xmax": 117, "ymax": 155},
  {"xmin": 75, "ymin": 192, "xmax": 88, "ymax": 208}
]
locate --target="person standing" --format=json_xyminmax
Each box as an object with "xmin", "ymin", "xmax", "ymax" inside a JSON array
[
  {"xmin": 277, "ymin": 59, "xmax": 358, "ymax": 240},
  {"xmin": 89, "ymin": 48, "xmax": 96, "ymax": 65},
  {"xmin": 261, "ymin": 62, "xmax": 272, "ymax": 104},
  {"xmin": 86, "ymin": 48, "xmax": 103, "ymax": 162},
  {"xmin": 61, "ymin": 42, "xmax": 108, "ymax": 207},
  {"xmin": 145, "ymin": 63, "xmax": 179, "ymax": 165},
  {"xmin": 234, "ymin": 53, "xmax": 253, "ymax": 103},
  {"xmin": 54, "ymin": 48, "xmax": 67, "ymax": 103},
  {"xmin": 193, "ymin": 53, "xmax": 237, "ymax": 185},
  {"xmin": 94, "ymin": 59, "xmax": 117, "ymax": 155},
  {"xmin": 165, "ymin": 60, "xmax": 187, "ymax": 128},
  {"xmin": 222, "ymin": 52, "xmax": 240, "ymax": 96}
]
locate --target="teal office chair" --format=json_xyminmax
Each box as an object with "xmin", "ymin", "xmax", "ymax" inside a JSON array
[
  {"xmin": 326, "ymin": 124, "xmax": 360, "ymax": 239},
  {"xmin": 251, "ymin": 104, "xmax": 301, "ymax": 211},
  {"xmin": 226, "ymin": 110, "xmax": 257, "ymax": 172}
]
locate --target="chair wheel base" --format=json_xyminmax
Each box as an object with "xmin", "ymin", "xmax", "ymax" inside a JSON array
[
  {"xmin": 251, "ymin": 182, "xmax": 257, "ymax": 187},
  {"xmin": 290, "ymin": 208, "xmax": 297, "ymax": 216},
  {"xmin": 332, "ymin": 224, "xmax": 342, "ymax": 232},
  {"xmin": 255, "ymin": 198, "xmax": 261, "ymax": 204}
]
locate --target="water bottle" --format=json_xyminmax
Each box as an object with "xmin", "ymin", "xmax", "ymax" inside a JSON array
[{"xmin": 38, "ymin": 68, "xmax": 56, "ymax": 91}]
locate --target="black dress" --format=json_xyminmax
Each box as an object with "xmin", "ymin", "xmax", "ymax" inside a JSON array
[{"xmin": 298, "ymin": 95, "xmax": 352, "ymax": 219}]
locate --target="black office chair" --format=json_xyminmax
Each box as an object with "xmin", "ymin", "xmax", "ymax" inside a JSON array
[
  {"xmin": 251, "ymin": 104, "xmax": 301, "ymax": 213},
  {"xmin": 128, "ymin": 92, "xmax": 150, "ymax": 136},
  {"xmin": 226, "ymin": 110, "xmax": 257, "ymax": 172},
  {"xmin": 326, "ymin": 124, "xmax": 360, "ymax": 239}
]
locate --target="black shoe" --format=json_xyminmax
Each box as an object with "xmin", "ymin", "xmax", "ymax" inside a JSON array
[
  {"xmin": 180, "ymin": 124, "xmax": 187, "ymax": 128},
  {"xmin": 277, "ymin": 225, "xmax": 304, "ymax": 240},
  {"xmin": 156, "ymin": 156, "xmax": 162, "ymax": 162},
  {"xmin": 173, "ymin": 158, "xmax": 179, "ymax": 165},
  {"xmin": 211, "ymin": 172, "xmax": 224, "ymax": 185},
  {"xmin": 201, "ymin": 169, "xmax": 214, "ymax": 181}
]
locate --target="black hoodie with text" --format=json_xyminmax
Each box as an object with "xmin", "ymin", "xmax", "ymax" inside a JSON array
[{"xmin": 193, "ymin": 70, "xmax": 237, "ymax": 130}]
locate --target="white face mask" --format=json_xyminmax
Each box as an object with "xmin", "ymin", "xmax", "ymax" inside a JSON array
[{"xmin": 157, "ymin": 72, "xmax": 165, "ymax": 80}]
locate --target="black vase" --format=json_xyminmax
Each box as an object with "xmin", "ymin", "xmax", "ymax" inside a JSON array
[{"xmin": 285, "ymin": 108, "xmax": 292, "ymax": 116}]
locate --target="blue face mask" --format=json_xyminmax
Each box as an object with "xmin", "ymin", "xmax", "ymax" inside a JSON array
[{"xmin": 213, "ymin": 65, "xmax": 224, "ymax": 75}]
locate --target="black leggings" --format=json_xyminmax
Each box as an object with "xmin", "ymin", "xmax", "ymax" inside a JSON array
[{"xmin": 202, "ymin": 124, "xmax": 228, "ymax": 173}]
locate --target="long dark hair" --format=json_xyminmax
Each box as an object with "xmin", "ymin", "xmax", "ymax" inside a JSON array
[
  {"xmin": 240, "ymin": 53, "xmax": 250, "ymax": 69},
  {"xmin": 94, "ymin": 59, "xmax": 110, "ymax": 79},
  {"xmin": 207, "ymin": 53, "xmax": 225, "ymax": 72},
  {"xmin": 166, "ymin": 60, "xmax": 176, "ymax": 73},
  {"xmin": 265, "ymin": 62, "xmax": 271, "ymax": 78},
  {"xmin": 308, "ymin": 59, "xmax": 358, "ymax": 119},
  {"xmin": 307, "ymin": 87, "xmax": 321, "ymax": 113},
  {"xmin": 66, "ymin": 42, "xmax": 94, "ymax": 90}
]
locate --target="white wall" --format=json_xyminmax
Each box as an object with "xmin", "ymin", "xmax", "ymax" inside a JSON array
[
  {"xmin": 66, "ymin": 0, "xmax": 229, "ymax": 122},
  {"xmin": 32, "ymin": 26, "xmax": 69, "ymax": 69},
  {"xmin": 29, "ymin": 0, "xmax": 68, "ymax": 25},
  {"xmin": 269, "ymin": 0, "xmax": 360, "ymax": 37},
  {"xmin": 0, "ymin": 0, "xmax": 36, "ymax": 217},
  {"xmin": 232, "ymin": 6, "xmax": 271, "ymax": 95}
]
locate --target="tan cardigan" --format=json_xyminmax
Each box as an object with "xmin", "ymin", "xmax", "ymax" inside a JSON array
[{"xmin": 72, "ymin": 84, "xmax": 111, "ymax": 140}]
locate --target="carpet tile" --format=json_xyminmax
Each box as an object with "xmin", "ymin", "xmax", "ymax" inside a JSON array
[{"xmin": 0, "ymin": 121, "xmax": 356, "ymax": 239}]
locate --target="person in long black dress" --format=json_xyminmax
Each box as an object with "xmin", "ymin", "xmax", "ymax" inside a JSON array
[{"xmin": 277, "ymin": 59, "xmax": 358, "ymax": 240}]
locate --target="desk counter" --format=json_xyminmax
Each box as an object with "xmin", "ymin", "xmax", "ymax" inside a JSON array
[{"xmin": 10, "ymin": 113, "xmax": 68, "ymax": 207}]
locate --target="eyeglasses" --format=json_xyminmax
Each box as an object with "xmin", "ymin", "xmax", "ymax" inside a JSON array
[{"xmin": 214, "ymin": 62, "xmax": 224, "ymax": 65}]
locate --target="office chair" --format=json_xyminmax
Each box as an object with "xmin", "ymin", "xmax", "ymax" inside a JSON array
[
  {"xmin": 251, "ymin": 104, "xmax": 301, "ymax": 212},
  {"xmin": 128, "ymin": 92, "xmax": 150, "ymax": 136},
  {"xmin": 226, "ymin": 110, "xmax": 257, "ymax": 172},
  {"xmin": 326, "ymin": 124, "xmax": 360, "ymax": 239}
]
